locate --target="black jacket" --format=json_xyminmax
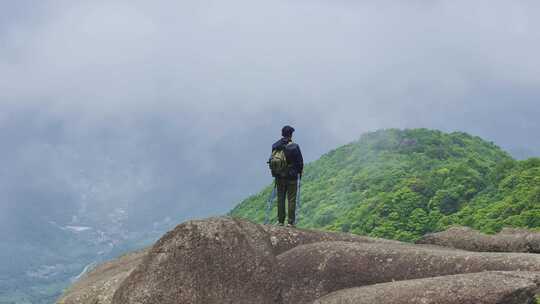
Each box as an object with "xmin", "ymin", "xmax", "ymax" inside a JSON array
[{"xmin": 271, "ymin": 137, "xmax": 304, "ymax": 180}]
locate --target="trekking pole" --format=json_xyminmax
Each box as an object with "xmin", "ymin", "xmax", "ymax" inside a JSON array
[
  {"xmin": 264, "ymin": 180, "xmax": 277, "ymax": 225},
  {"xmin": 295, "ymin": 175, "xmax": 302, "ymax": 225}
]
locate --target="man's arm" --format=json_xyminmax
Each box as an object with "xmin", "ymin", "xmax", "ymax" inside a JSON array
[
  {"xmin": 295, "ymin": 145, "xmax": 304, "ymax": 178},
  {"xmin": 285, "ymin": 142, "xmax": 304, "ymax": 178}
]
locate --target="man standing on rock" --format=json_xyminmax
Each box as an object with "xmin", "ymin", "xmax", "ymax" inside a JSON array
[{"xmin": 269, "ymin": 125, "xmax": 304, "ymax": 227}]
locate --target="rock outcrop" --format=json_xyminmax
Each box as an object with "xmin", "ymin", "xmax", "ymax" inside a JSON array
[
  {"xmin": 57, "ymin": 248, "xmax": 149, "ymax": 304},
  {"xmin": 58, "ymin": 217, "xmax": 540, "ymax": 304},
  {"xmin": 416, "ymin": 226, "xmax": 540, "ymax": 253},
  {"xmin": 112, "ymin": 217, "xmax": 280, "ymax": 304},
  {"xmin": 278, "ymin": 241, "xmax": 540, "ymax": 304},
  {"xmin": 313, "ymin": 271, "xmax": 540, "ymax": 304},
  {"xmin": 111, "ymin": 217, "xmax": 399, "ymax": 304}
]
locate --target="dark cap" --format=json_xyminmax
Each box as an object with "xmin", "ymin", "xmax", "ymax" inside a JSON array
[{"xmin": 282, "ymin": 125, "xmax": 295, "ymax": 137}]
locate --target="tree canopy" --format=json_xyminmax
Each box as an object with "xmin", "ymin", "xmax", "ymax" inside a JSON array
[{"xmin": 230, "ymin": 129, "xmax": 540, "ymax": 242}]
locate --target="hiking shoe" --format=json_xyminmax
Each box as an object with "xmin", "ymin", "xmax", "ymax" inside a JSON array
[
  {"xmin": 275, "ymin": 222, "xmax": 284, "ymax": 226},
  {"xmin": 286, "ymin": 223, "xmax": 295, "ymax": 228}
]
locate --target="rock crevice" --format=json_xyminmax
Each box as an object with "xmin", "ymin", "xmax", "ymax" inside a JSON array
[{"xmin": 416, "ymin": 226, "xmax": 540, "ymax": 253}]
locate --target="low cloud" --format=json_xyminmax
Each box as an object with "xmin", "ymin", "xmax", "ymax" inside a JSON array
[{"xmin": 0, "ymin": 0, "xmax": 539, "ymax": 232}]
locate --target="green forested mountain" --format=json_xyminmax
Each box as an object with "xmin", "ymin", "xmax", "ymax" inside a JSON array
[{"xmin": 230, "ymin": 129, "xmax": 540, "ymax": 241}]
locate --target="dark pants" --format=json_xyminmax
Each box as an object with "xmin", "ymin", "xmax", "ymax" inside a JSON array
[{"xmin": 276, "ymin": 178, "xmax": 298, "ymax": 224}]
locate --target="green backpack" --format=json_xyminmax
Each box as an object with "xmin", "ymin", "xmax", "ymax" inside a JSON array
[{"xmin": 269, "ymin": 143, "xmax": 291, "ymax": 177}]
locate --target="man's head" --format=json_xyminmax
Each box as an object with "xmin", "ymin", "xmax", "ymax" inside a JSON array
[{"xmin": 282, "ymin": 125, "xmax": 295, "ymax": 138}]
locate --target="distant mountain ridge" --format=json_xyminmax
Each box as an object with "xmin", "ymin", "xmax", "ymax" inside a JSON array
[{"xmin": 230, "ymin": 128, "xmax": 540, "ymax": 240}]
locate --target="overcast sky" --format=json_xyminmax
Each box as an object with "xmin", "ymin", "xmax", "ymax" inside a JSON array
[{"xmin": 1, "ymin": 0, "xmax": 540, "ymax": 231}]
